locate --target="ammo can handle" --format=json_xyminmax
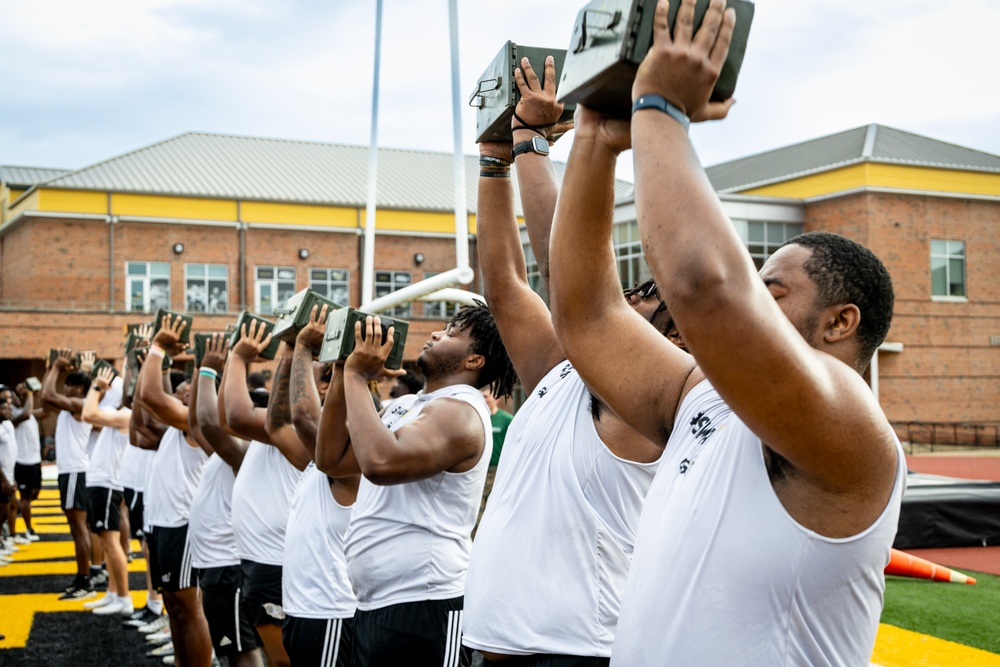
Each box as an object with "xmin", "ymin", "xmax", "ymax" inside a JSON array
[
  {"xmin": 574, "ymin": 9, "xmax": 622, "ymax": 54},
  {"xmin": 468, "ymin": 76, "xmax": 503, "ymax": 108}
]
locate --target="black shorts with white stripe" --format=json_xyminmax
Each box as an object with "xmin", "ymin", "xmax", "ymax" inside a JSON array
[
  {"xmin": 283, "ymin": 615, "xmax": 353, "ymax": 667},
  {"xmin": 86, "ymin": 486, "xmax": 123, "ymax": 533},
  {"xmin": 200, "ymin": 565, "xmax": 260, "ymax": 657},
  {"xmin": 57, "ymin": 471, "xmax": 88, "ymax": 511},
  {"xmin": 352, "ymin": 596, "xmax": 471, "ymax": 667},
  {"xmin": 123, "ymin": 488, "xmax": 145, "ymax": 539},
  {"xmin": 240, "ymin": 560, "xmax": 284, "ymax": 627},
  {"xmin": 146, "ymin": 524, "xmax": 198, "ymax": 592}
]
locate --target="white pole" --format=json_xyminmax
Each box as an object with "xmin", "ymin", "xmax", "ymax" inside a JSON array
[
  {"xmin": 447, "ymin": 0, "xmax": 472, "ymax": 280},
  {"xmin": 361, "ymin": 0, "xmax": 384, "ymax": 305},
  {"xmin": 362, "ymin": 266, "xmax": 474, "ymax": 314},
  {"xmin": 870, "ymin": 350, "xmax": 879, "ymax": 402}
]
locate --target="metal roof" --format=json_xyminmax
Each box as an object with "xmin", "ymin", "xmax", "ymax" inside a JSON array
[
  {"xmin": 29, "ymin": 132, "xmax": 632, "ymax": 214},
  {"xmin": 1, "ymin": 165, "xmax": 70, "ymax": 188},
  {"xmin": 706, "ymin": 124, "xmax": 1000, "ymax": 193}
]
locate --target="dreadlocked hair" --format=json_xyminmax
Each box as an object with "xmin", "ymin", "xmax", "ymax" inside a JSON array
[{"xmin": 449, "ymin": 300, "xmax": 518, "ymax": 401}]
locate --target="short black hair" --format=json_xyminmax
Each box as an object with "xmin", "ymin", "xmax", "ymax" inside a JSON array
[
  {"xmin": 783, "ymin": 232, "xmax": 895, "ymax": 367},
  {"xmin": 247, "ymin": 372, "xmax": 267, "ymax": 390},
  {"xmin": 169, "ymin": 371, "xmax": 189, "ymax": 394},
  {"xmin": 396, "ymin": 371, "xmax": 424, "ymax": 395},
  {"xmin": 449, "ymin": 301, "xmax": 517, "ymax": 401},
  {"xmin": 64, "ymin": 372, "xmax": 92, "ymax": 393},
  {"xmin": 250, "ymin": 388, "xmax": 269, "ymax": 409}
]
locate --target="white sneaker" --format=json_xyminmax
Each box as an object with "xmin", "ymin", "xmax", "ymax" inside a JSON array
[
  {"xmin": 162, "ymin": 657, "xmax": 175, "ymax": 666},
  {"xmin": 146, "ymin": 629, "xmax": 172, "ymax": 644},
  {"xmin": 12, "ymin": 534, "xmax": 30, "ymax": 545},
  {"xmin": 83, "ymin": 594, "xmax": 115, "ymax": 609},
  {"xmin": 93, "ymin": 597, "xmax": 134, "ymax": 616},
  {"xmin": 0, "ymin": 555, "xmax": 11, "ymax": 565},
  {"xmin": 147, "ymin": 641, "xmax": 174, "ymax": 657},
  {"xmin": 25, "ymin": 530, "xmax": 40, "ymax": 542},
  {"xmin": 137, "ymin": 614, "xmax": 170, "ymax": 634}
]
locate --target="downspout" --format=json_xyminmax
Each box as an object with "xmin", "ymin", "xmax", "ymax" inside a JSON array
[
  {"xmin": 238, "ymin": 200, "xmax": 247, "ymax": 311},
  {"xmin": 107, "ymin": 192, "xmax": 115, "ymax": 312}
]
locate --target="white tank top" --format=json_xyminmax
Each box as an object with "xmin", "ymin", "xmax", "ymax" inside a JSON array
[
  {"xmin": 86, "ymin": 413, "xmax": 131, "ymax": 491},
  {"xmin": 282, "ymin": 463, "xmax": 357, "ymax": 619},
  {"xmin": 345, "ymin": 384, "xmax": 491, "ymax": 610},
  {"xmin": 144, "ymin": 427, "xmax": 209, "ymax": 530},
  {"xmin": 14, "ymin": 411, "xmax": 41, "ymax": 465},
  {"xmin": 610, "ymin": 380, "xmax": 906, "ymax": 667},
  {"xmin": 464, "ymin": 362, "xmax": 658, "ymax": 657},
  {"xmin": 119, "ymin": 444, "xmax": 155, "ymax": 492},
  {"xmin": 0, "ymin": 421, "xmax": 16, "ymax": 480},
  {"xmin": 55, "ymin": 410, "xmax": 92, "ymax": 474},
  {"xmin": 188, "ymin": 454, "xmax": 240, "ymax": 569},
  {"xmin": 231, "ymin": 440, "xmax": 302, "ymax": 565}
]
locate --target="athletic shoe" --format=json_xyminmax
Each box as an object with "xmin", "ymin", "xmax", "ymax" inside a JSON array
[
  {"xmin": 90, "ymin": 569, "xmax": 109, "ymax": 588},
  {"xmin": 162, "ymin": 657, "xmax": 175, "ymax": 666},
  {"xmin": 59, "ymin": 582, "xmax": 96, "ymax": 600},
  {"xmin": 0, "ymin": 556, "xmax": 11, "ymax": 566},
  {"xmin": 147, "ymin": 641, "xmax": 174, "ymax": 657},
  {"xmin": 123, "ymin": 607, "xmax": 159, "ymax": 627},
  {"xmin": 25, "ymin": 529, "xmax": 40, "ymax": 542},
  {"xmin": 83, "ymin": 594, "xmax": 115, "ymax": 609},
  {"xmin": 137, "ymin": 614, "xmax": 170, "ymax": 634},
  {"xmin": 146, "ymin": 629, "xmax": 171, "ymax": 644},
  {"xmin": 12, "ymin": 534, "xmax": 30, "ymax": 545},
  {"xmin": 93, "ymin": 598, "xmax": 134, "ymax": 616}
]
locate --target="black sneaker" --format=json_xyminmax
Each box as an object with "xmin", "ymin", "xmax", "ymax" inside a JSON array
[
  {"xmin": 122, "ymin": 607, "xmax": 158, "ymax": 627},
  {"xmin": 58, "ymin": 578, "xmax": 96, "ymax": 600},
  {"xmin": 89, "ymin": 569, "xmax": 109, "ymax": 589}
]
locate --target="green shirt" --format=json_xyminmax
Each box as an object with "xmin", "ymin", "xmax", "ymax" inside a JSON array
[{"xmin": 489, "ymin": 409, "xmax": 514, "ymax": 467}]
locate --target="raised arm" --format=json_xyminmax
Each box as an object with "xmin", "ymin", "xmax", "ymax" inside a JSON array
[
  {"xmin": 186, "ymin": 362, "xmax": 215, "ymax": 456},
  {"xmin": 40, "ymin": 349, "xmax": 85, "ymax": 414},
  {"xmin": 316, "ymin": 363, "xmax": 362, "ymax": 478},
  {"xmin": 82, "ymin": 367, "xmax": 131, "ymax": 431},
  {"xmin": 290, "ymin": 305, "xmax": 329, "ymax": 457},
  {"xmin": 11, "ymin": 385, "xmax": 34, "ymax": 425},
  {"xmin": 197, "ymin": 334, "xmax": 250, "ymax": 471},
  {"xmin": 138, "ymin": 315, "xmax": 189, "ymax": 430},
  {"xmin": 264, "ymin": 343, "xmax": 312, "ymax": 471},
  {"xmin": 549, "ymin": 106, "xmax": 695, "ymax": 446},
  {"xmin": 629, "ymin": 0, "xmax": 896, "ymax": 503},
  {"xmin": 222, "ymin": 320, "xmax": 271, "ymax": 444}
]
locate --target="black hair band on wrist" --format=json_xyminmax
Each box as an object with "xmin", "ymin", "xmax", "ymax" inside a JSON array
[
  {"xmin": 511, "ymin": 125, "xmax": 544, "ymax": 137},
  {"xmin": 512, "ymin": 111, "xmax": 556, "ymax": 131},
  {"xmin": 479, "ymin": 156, "xmax": 512, "ymax": 167},
  {"xmin": 480, "ymin": 170, "xmax": 512, "ymax": 178}
]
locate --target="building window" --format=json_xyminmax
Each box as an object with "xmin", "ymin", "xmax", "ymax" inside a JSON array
[
  {"xmin": 614, "ymin": 220, "xmax": 652, "ymax": 289},
  {"xmin": 255, "ymin": 266, "xmax": 297, "ymax": 315},
  {"xmin": 734, "ymin": 220, "xmax": 804, "ymax": 269},
  {"xmin": 185, "ymin": 264, "xmax": 229, "ymax": 313},
  {"xmin": 309, "ymin": 268, "xmax": 350, "ymax": 306},
  {"xmin": 931, "ymin": 240, "xmax": 966, "ymax": 298},
  {"xmin": 422, "ymin": 272, "xmax": 460, "ymax": 319},
  {"xmin": 126, "ymin": 261, "xmax": 170, "ymax": 312},
  {"xmin": 375, "ymin": 270, "xmax": 412, "ymax": 318}
]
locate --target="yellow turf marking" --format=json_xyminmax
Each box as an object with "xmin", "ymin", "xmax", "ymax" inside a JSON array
[
  {"xmin": 0, "ymin": 591, "xmax": 148, "ymax": 649},
  {"xmin": 871, "ymin": 624, "xmax": 1000, "ymax": 666},
  {"xmin": 1, "ymin": 539, "xmax": 143, "ymax": 563},
  {"xmin": 0, "ymin": 558, "xmax": 147, "ymax": 577}
]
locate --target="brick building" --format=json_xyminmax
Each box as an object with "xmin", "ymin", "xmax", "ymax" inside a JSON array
[
  {"xmin": 2, "ymin": 125, "xmax": 999, "ymax": 435},
  {"xmin": 612, "ymin": 124, "xmax": 1000, "ymax": 435}
]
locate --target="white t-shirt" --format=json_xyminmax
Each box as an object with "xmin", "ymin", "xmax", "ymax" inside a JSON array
[
  {"xmin": 282, "ymin": 463, "xmax": 357, "ymax": 619},
  {"xmin": 86, "ymin": 412, "xmax": 131, "ymax": 491},
  {"xmin": 13, "ymin": 409, "xmax": 41, "ymax": 465},
  {"xmin": 55, "ymin": 410, "xmax": 92, "ymax": 474},
  {"xmin": 188, "ymin": 454, "xmax": 240, "ymax": 569},
  {"xmin": 464, "ymin": 362, "xmax": 658, "ymax": 657},
  {"xmin": 0, "ymin": 421, "xmax": 17, "ymax": 481},
  {"xmin": 144, "ymin": 427, "xmax": 208, "ymax": 530},
  {"xmin": 345, "ymin": 384, "xmax": 491, "ymax": 610},
  {"xmin": 231, "ymin": 440, "xmax": 302, "ymax": 566},
  {"xmin": 119, "ymin": 445, "xmax": 155, "ymax": 492},
  {"xmin": 610, "ymin": 380, "xmax": 906, "ymax": 666}
]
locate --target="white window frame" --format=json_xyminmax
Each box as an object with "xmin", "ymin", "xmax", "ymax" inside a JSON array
[
  {"xmin": 308, "ymin": 268, "xmax": 350, "ymax": 306},
  {"xmin": 930, "ymin": 239, "xmax": 966, "ymax": 299},
  {"xmin": 374, "ymin": 270, "xmax": 412, "ymax": 318},
  {"xmin": 422, "ymin": 271, "xmax": 460, "ymax": 319},
  {"xmin": 184, "ymin": 263, "xmax": 229, "ymax": 313},
  {"xmin": 255, "ymin": 266, "xmax": 297, "ymax": 315},
  {"xmin": 125, "ymin": 261, "xmax": 171, "ymax": 312},
  {"xmin": 734, "ymin": 220, "xmax": 805, "ymax": 269}
]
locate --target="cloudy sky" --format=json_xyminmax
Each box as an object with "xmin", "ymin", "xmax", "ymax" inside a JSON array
[{"xmin": 3, "ymin": 0, "xmax": 999, "ymax": 183}]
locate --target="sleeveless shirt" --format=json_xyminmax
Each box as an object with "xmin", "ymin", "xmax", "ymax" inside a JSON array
[
  {"xmin": 144, "ymin": 427, "xmax": 208, "ymax": 530},
  {"xmin": 230, "ymin": 440, "xmax": 302, "ymax": 565},
  {"xmin": 188, "ymin": 454, "xmax": 240, "ymax": 569},
  {"xmin": 55, "ymin": 410, "xmax": 92, "ymax": 474},
  {"xmin": 86, "ymin": 413, "xmax": 130, "ymax": 491}
]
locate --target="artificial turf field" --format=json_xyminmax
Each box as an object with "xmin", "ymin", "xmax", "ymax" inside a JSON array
[{"xmin": 2, "ymin": 485, "xmax": 999, "ymax": 666}]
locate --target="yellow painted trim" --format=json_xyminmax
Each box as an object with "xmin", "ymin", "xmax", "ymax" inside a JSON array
[
  {"xmin": 364, "ymin": 209, "xmax": 458, "ymax": 233},
  {"xmin": 6, "ymin": 189, "xmax": 41, "ymax": 220},
  {"xmin": 242, "ymin": 201, "xmax": 356, "ymax": 227},
  {"xmin": 871, "ymin": 623, "xmax": 1000, "ymax": 666},
  {"xmin": 740, "ymin": 163, "xmax": 1000, "ymax": 199},
  {"xmin": 8, "ymin": 189, "xmax": 24, "ymax": 200},
  {"xmin": 0, "ymin": 591, "xmax": 148, "ymax": 649},
  {"xmin": 37, "ymin": 189, "xmax": 108, "ymax": 214},
  {"xmin": 112, "ymin": 193, "xmax": 237, "ymax": 221}
]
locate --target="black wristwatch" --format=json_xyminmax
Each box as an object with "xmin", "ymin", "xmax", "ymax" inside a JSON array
[{"xmin": 512, "ymin": 135, "xmax": 550, "ymax": 159}]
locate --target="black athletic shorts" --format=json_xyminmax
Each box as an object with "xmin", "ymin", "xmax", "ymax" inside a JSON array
[
  {"xmin": 199, "ymin": 565, "xmax": 260, "ymax": 657},
  {"xmin": 14, "ymin": 463, "xmax": 42, "ymax": 494},
  {"xmin": 353, "ymin": 596, "xmax": 471, "ymax": 667},
  {"xmin": 123, "ymin": 488, "xmax": 145, "ymax": 539},
  {"xmin": 86, "ymin": 486, "xmax": 123, "ymax": 533},
  {"xmin": 147, "ymin": 525, "xmax": 198, "ymax": 592},
  {"xmin": 283, "ymin": 615, "xmax": 353, "ymax": 667},
  {"xmin": 240, "ymin": 559, "xmax": 284, "ymax": 627},
  {"xmin": 57, "ymin": 471, "xmax": 88, "ymax": 511},
  {"xmin": 482, "ymin": 655, "xmax": 610, "ymax": 666}
]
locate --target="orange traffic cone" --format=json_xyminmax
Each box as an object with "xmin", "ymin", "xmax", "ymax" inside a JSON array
[{"xmin": 885, "ymin": 548, "xmax": 976, "ymax": 584}]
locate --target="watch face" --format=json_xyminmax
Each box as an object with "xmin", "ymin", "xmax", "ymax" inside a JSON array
[{"xmin": 531, "ymin": 136, "xmax": 550, "ymax": 155}]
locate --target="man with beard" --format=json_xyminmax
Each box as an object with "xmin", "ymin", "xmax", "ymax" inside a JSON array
[{"xmin": 317, "ymin": 303, "xmax": 516, "ymax": 667}]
